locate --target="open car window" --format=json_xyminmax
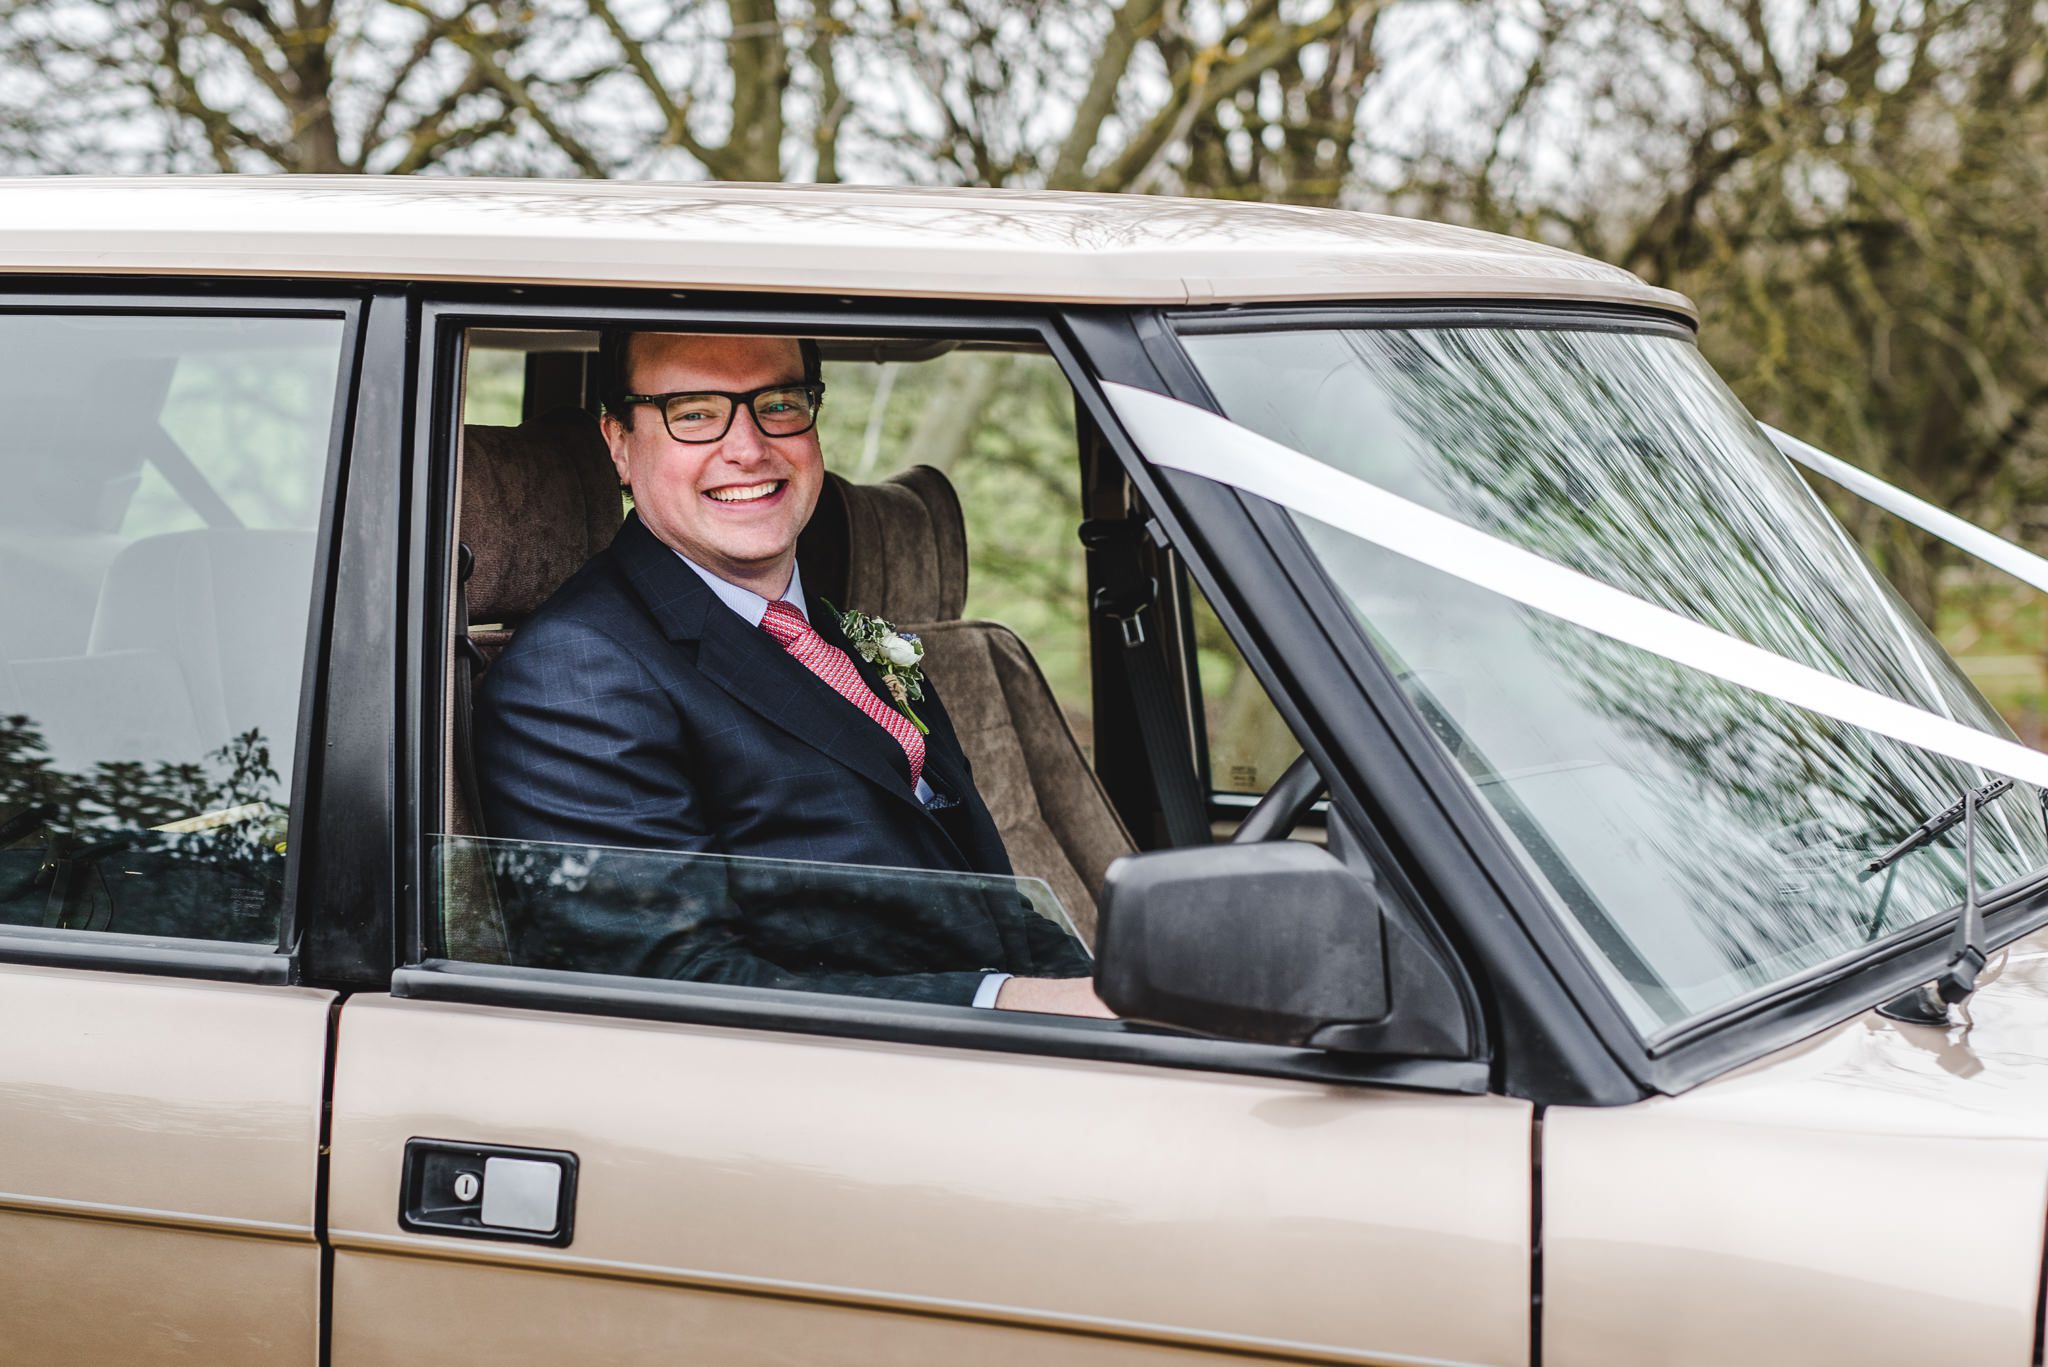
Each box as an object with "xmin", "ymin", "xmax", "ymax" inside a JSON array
[
  {"xmin": 442, "ymin": 326, "xmax": 1118, "ymax": 1012},
  {"xmin": 438, "ymin": 321, "xmax": 1279, "ymax": 1024}
]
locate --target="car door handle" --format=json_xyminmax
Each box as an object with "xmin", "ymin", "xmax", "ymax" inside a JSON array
[{"xmin": 399, "ymin": 1138, "xmax": 578, "ymax": 1247}]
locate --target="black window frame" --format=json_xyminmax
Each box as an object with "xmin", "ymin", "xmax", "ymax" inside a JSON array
[
  {"xmin": 390, "ymin": 289, "xmax": 1491, "ymax": 1097},
  {"xmin": 0, "ymin": 282, "xmax": 368, "ymax": 988}
]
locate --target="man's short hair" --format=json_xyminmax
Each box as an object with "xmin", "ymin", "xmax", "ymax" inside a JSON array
[{"xmin": 598, "ymin": 329, "xmax": 823, "ymax": 428}]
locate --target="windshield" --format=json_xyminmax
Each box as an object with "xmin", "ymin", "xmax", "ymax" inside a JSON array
[{"xmin": 1179, "ymin": 323, "xmax": 2048, "ymax": 1035}]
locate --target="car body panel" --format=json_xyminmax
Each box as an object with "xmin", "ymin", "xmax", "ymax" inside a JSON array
[
  {"xmin": 0, "ymin": 176, "xmax": 1695, "ymax": 319},
  {"xmin": 327, "ymin": 993, "xmax": 1533, "ymax": 1366},
  {"xmin": 1545, "ymin": 922, "xmax": 2048, "ymax": 1365},
  {"xmin": 0, "ymin": 962, "xmax": 331, "ymax": 1365}
]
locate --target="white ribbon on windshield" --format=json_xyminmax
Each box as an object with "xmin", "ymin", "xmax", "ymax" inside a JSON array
[
  {"xmin": 1764, "ymin": 424, "xmax": 2048, "ymax": 598},
  {"xmin": 1102, "ymin": 382, "xmax": 2048, "ymax": 791}
]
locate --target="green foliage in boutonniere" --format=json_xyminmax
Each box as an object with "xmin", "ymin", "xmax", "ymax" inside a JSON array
[{"xmin": 825, "ymin": 599, "xmax": 930, "ymax": 735}]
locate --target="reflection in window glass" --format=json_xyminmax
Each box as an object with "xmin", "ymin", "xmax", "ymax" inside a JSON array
[
  {"xmin": 0, "ymin": 312, "xmax": 344, "ymax": 944},
  {"xmin": 1182, "ymin": 325, "xmax": 2048, "ymax": 1033},
  {"xmin": 436, "ymin": 834, "xmax": 1087, "ymax": 1006}
]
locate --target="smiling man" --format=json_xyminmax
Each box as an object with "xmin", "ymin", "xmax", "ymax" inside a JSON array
[{"xmin": 472, "ymin": 331, "xmax": 1106, "ymax": 1016}]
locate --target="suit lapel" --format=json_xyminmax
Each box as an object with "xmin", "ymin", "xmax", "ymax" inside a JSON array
[
  {"xmin": 699, "ymin": 608, "xmax": 926, "ymax": 807},
  {"xmin": 813, "ymin": 605, "xmax": 976, "ymax": 802},
  {"xmin": 613, "ymin": 515, "xmax": 926, "ymax": 811},
  {"xmin": 813, "ymin": 606, "xmax": 983, "ymax": 871}
]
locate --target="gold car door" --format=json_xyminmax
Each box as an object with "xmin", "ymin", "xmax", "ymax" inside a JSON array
[
  {"xmin": 326, "ymin": 983, "xmax": 1530, "ymax": 1367},
  {"xmin": 0, "ymin": 300, "xmax": 355, "ymax": 1365},
  {"xmin": 0, "ymin": 962, "xmax": 332, "ymax": 1366}
]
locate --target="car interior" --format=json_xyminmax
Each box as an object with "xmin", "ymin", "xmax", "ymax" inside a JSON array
[{"xmin": 436, "ymin": 326, "xmax": 1310, "ymax": 965}]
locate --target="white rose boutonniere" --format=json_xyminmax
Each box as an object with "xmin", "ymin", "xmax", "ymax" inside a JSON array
[{"xmin": 827, "ymin": 600, "xmax": 930, "ymax": 734}]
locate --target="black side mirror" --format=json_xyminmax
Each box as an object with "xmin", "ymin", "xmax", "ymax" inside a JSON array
[{"xmin": 1094, "ymin": 843, "xmax": 1387, "ymax": 1048}]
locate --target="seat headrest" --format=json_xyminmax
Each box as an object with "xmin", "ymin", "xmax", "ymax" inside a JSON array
[
  {"xmin": 460, "ymin": 411, "xmax": 621, "ymax": 622},
  {"xmin": 800, "ymin": 466, "xmax": 967, "ymax": 624}
]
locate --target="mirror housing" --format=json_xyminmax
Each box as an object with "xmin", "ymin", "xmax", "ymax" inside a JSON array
[{"xmin": 1094, "ymin": 843, "xmax": 1387, "ymax": 1048}]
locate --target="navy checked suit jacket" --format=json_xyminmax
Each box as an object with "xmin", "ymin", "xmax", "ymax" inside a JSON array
[{"xmin": 473, "ymin": 512, "xmax": 1091, "ymax": 1004}]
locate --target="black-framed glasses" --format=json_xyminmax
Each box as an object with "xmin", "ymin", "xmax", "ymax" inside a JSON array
[{"xmin": 617, "ymin": 383, "xmax": 827, "ymax": 443}]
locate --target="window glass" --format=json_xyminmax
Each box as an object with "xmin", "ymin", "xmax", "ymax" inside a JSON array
[
  {"xmin": 0, "ymin": 311, "xmax": 344, "ymax": 944},
  {"xmin": 1191, "ymin": 588, "xmax": 1302, "ymax": 795},
  {"xmin": 435, "ymin": 834, "xmax": 1086, "ymax": 1004},
  {"xmin": 1179, "ymin": 324, "xmax": 2048, "ymax": 1033}
]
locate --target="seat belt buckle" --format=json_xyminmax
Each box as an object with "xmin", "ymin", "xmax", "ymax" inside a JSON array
[
  {"xmin": 1090, "ymin": 585, "xmax": 1151, "ymax": 648},
  {"xmin": 1081, "ymin": 518, "xmax": 1158, "ymax": 649}
]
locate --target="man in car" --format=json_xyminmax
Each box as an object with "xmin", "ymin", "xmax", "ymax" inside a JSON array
[{"xmin": 475, "ymin": 330, "xmax": 1109, "ymax": 1017}]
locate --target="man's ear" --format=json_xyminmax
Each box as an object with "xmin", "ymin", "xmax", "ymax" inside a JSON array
[{"xmin": 599, "ymin": 413, "xmax": 633, "ymax": 489}]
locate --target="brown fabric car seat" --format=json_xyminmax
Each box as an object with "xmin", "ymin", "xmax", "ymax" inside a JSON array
[
  {"xmin": 443, "ymin": 409, "xmax": 621, "ymax": 962},
  {"xmin": 799, "ymin": 466, "xmax": 1133, "ymax": 943},
  {"xmin": 458, "ymin": 410, "xmax": 624, "ymax": 674}
]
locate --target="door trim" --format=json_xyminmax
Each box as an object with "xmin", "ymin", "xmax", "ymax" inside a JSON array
[
  {"xmin": 0, "ymin": 1190, "xmax": 311, "ymax": 1240},
  {"xmin": 0, "ymin": 926, "xmax": 291, "ymax": 984},
  {"xmin": 394, "ymin": 961, "xmax": 1489, "ymax": 1095}
]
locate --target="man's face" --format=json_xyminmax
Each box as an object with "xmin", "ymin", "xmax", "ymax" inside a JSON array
[{"xmin": 602, "ymin": 333, "xmax": 824, "ymax": 596}]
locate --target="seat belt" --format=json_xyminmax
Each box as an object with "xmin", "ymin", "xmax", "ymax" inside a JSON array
[{"xmin": 1080, "ymin": 518, "xmax": 1210, "ymax": 848}]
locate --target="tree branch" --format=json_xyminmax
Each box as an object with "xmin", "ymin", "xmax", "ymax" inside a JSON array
[
  {"xmin": 1048, "ymin": 0, "xmax": 1165, "ymax": 190},
  {"xmin": 1091, "ymin": 0, "xmax": 1382, "ymax": 194}
]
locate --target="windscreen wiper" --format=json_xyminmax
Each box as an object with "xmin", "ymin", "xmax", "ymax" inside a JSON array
[
  {"xmin": 1869, "ymin": 779, "xmax": 2011, "ymax": 1025},
  {"xmin": 1860, "ymin": 778, "xmax": 2014, "ymax": 881}
]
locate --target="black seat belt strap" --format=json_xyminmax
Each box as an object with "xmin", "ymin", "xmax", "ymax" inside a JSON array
[{"xmin": 1080, "ymin": 518, "xmax": 1210, "ymax": 848}]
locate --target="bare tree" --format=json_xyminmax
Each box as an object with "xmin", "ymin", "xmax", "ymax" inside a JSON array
[
  {"xmin": 0, "ymin": 0, "xmax": 593, "ymax": 173},
  {"xmin": 1, "ymin": 0, "xmax": 1401, "ymax": 189},
  {"xmin": 1376, "ymin": 0, "xmax": 2048, "ymax": 627}
]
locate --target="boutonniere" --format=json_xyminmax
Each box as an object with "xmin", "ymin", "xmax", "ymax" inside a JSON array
[{"xmin": 826, "ymin": 600, "xmax": 930, "ymax": 734}]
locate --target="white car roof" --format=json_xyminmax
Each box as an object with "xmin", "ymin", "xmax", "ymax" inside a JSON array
[{"xmin": 0, "ymin": 176, "xmax": 1695, "ymax": 319}]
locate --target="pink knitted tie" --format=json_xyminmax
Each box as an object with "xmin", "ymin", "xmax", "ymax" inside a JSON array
[{"xmin": 760, "ymin": 599, "xmax": 925, "ymax": 790}]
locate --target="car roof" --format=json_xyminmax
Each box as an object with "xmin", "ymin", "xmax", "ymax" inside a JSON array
[{"xmin": 0, "ymin": 176, "xmax": 1696, "ymax": 320}]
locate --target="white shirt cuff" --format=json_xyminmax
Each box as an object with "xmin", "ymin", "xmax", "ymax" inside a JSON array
[{"xmin": 972, "ymin": 973, "xmax": 1012, "ymax": 1010}]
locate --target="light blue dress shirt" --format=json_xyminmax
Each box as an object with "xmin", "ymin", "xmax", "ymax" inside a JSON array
[{"xmin": 673, "ymin": 553, "xmax": 1009, "ymax": 1009}]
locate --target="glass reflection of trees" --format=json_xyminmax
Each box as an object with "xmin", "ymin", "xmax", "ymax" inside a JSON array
[
  {"xmin": 0, "ymin": 714, "xmax": 286, "ymax": 943},
  {"xmin": 1185, "ymin": 326, "xmax": 2048, "ymax": 1031}
]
